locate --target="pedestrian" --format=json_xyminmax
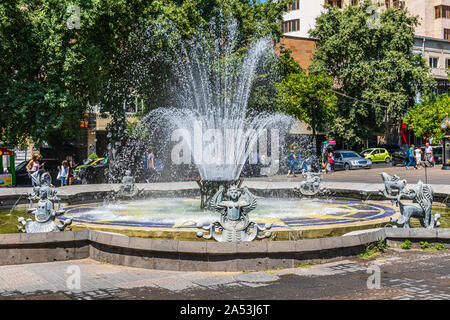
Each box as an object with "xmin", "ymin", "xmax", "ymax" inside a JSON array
[
  {"xmin": 66, "ymin": 155, "xmax": 77, "ymax": 185},
  {"xmin": 425, "ymin": 142, "xmax": 434, "ymax": 167},
  {"xmin": 323, "ymin": 149, "xmax": 329, "ymax": 174},
  {"xmin": 301, "ymin": 156, "xmax": 310, "ymax": 174},
  {"xmin": 415, "ymin": 145, "xmax": 423, "ymax": 169},
  {"xmin": 250, "ymin": 151, "xmax": 259, "ymax": 176},
  {"xmin": 26, "ymin": 155, "xmax": 45, "ymax": 186},
  {"xmin": 287, "ymin": 149, "xmax": 297, "ymax": 177},
  {"xmin": 328, "ymin": 153, "xmax": 334, "ymax": 173},
  {"xmin": 406, "ymin": 144, "xmax": 416, "ymax": 170},
  {"xmin": 58, "ymin": 160, "xmax": 69, "ymax": 187}
]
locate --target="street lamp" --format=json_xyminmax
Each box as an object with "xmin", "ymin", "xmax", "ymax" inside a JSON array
[{"xmin": 441, "ymin": 116, "xmax": 450, "ymax": 170}]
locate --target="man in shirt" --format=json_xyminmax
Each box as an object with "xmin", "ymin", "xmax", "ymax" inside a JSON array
[{"xmin": 425, "ymin": 143, "xmax": 434, "ymax": 167}]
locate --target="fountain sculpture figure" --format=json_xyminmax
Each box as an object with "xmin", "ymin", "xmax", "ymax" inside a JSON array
[
  {"xmin": 18, "ymin": 186, "xmax": 72, "ymax": 233},
  {"xmin": 379, "ymin": 172, "xmax": 440, "ymax": 228},
  {"xmin": 295, "ymin": 171, "xmax": 326, "ymax": 196},
  {"xmin": 196, "ymin": 185, "xmax": 271, "ymax": 242},
  {"xmin": 27, "ymin": 171, "xmax": 63, "ymax": 214},
  {"xmin": 115, "ymin": 170, "xmax": 144, "ymax": 200}
]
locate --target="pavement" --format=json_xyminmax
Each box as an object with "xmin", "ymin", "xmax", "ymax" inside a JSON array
[{"xmin": 0, "ymin": 249, "xmax": 448, "ymax": 300}]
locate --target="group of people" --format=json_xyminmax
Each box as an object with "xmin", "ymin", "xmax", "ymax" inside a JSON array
[
  {"xmin": 406, "ymin": 142, "xmax": 434, "ymax": 170},
  {"xmin": 286, "ymin": 150, "xmax": 312, "ymax": 177},
  {"xmin": 57, "ymin": 156, "xmax": 77, "ymax": 186},
  {"xmin": 26, "ymin": 154, "xmax": 77, "ymax": 187}
]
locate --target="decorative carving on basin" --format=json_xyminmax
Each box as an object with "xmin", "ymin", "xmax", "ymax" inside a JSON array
[
  {"xmin": 196, "ymin": 185, "xmax": 271, "ymax": 242},
  {"xmin": 379, "ymin": 172, "xmax": 440, "ymax": 229},
  {"xmin": 115, "ymin": 170, "xmax": 144, "ymax": 199},
  {"xmin": 295, "ymin": 171, "xmax": 326, "ymax": 196},
  {"xmin": 27, "ymin": 171, "xmax": 63, "ymax": 214},
  {"xmin": 19, "ymin": 186, "xmax": 72, "ymax": 233}
]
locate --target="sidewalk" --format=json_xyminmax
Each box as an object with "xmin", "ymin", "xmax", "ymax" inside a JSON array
[{"xmin": 0, "ymin": 250, "xmax": 448, "ymax": 300}]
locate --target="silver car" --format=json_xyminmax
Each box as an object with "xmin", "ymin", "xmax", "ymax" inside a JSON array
[{"xmin": 333, "ymin": 150, "xmax": 372, "ymax": 171}]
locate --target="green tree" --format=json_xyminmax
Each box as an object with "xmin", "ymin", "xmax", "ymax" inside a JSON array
[
  {"xmin": 277, "ymin": 64, "xmax": 338, "ymax": 147},
  {"xmin": 309, "ymin": 0, "xmax": 434, "ymax": 147},
  {"xmin": 403, "ymin": 94, "xmax": 450, "ymax": 142}
]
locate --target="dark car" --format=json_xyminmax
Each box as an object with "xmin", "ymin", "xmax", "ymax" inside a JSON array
[
  {"xmin": 76, "ymin": 158, "xmax": 108, "ymax": 184},
  {"xmin": 377, "ymin": 144, "xmax": 401, "ymax": 155},
  {"xmin": 15, "ymin": 158, "xmax": 60, "ymax": 187},
  {"xmin": 333, "ymin": 150, "xmax": 372, "ymax": 171},
  {"xmin": 391, "ymin": 149, "xmax": 409, "ymax": 166}
]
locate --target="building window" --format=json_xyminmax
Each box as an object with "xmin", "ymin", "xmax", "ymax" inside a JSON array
[
  {"xmin": 352, "ymin": 0, "xmax": 358, "ymax": 5},
  {"xmin": 385, "ymin": 0, "xmax": 390, "ymax": 9},
  {"xmin": 282, "ymin": 19, "xmax": 300, "ymax": 33},
  {"xmin": 435, "ymin": 5, "xmax": 450, "ymax": 19},
  {"xmin": 325, "ymin": 0, "xmax": 342, "ymax": 8},
  {"xmin": 445, "ymin": 29, "xmax": 450, "ymax": 40},
  {"xmin": 286, "ymin": 0, "xmax": 300, "ymax": 12},
  {"xmin": 429, "ymin": 57, "xmax": 439, "ymax": 69},
  {"xmin": 446, "ymin": 59, "xmax": 450, "ymax": 69}
]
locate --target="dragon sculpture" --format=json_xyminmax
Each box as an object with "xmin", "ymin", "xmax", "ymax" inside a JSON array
[{"xmin": 379, "ymin": 172, "xmax": 440, "ymax": 229}]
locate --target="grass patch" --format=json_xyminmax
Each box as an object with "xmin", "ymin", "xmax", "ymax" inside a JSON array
[
  {"xmin": 359, "ymin": 239, "xmax": 389, "ymax": 260},
  {"xmin": 401, "ymin": 240, "xmax": 411, "ymax": 250},
  {"xmin": 296, "ymin": 262, "xmax": 314, "ymax": 268}
]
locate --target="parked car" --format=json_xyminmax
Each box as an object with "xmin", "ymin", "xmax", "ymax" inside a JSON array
[
  {"xmin": 75, "ymin": 157, "xmax": 108, "ymax": 184},
  {"xmin": 391, "ymin": 149, "xmax": 409, "ymax": 166},
  {"xmin": 15, "ymin": 158, "xmax": 60, "ymax": 187},
  {"xmin": 333, "ymin": 150, "xmax": 372, "ymax": 171},
  {"xmin": 377, "ymin": 144, "xmax": 401, "ymax": 155},
  {"xmin": 361, "ymin": 148, "xmax": 392, "ymax": 163}
]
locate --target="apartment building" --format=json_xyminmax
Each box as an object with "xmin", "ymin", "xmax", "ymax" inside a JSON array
[{"xmin": 280, "ymin": 0, "xmax": 450, "ymax": 91}]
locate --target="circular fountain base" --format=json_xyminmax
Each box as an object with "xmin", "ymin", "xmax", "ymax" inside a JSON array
[{"xmin": 59, "ymin": 198, "xmax": 398, "ymax": 240}]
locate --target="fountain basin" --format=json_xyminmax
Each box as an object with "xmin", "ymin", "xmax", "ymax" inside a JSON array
[{"xmin": 59, "ymin": 198, "xmax": 398, "ymax": 240}]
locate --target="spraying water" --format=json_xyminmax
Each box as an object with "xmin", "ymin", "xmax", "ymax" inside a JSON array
[{"xmin": 143, "ymin": 17, "xmax": 293, "ymax": 181}]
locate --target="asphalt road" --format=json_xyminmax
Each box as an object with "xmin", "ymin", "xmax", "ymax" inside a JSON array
[{"xmin": 248, "ymin": 163, "xmax": 450, "ymax": 185}]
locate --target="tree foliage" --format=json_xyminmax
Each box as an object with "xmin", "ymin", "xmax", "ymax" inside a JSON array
[
  {"xmin": 309, "ymin": 0, "xmax": 434, "ymax": 146},
  {"xmin": 403, "ymin": 94, "xmax": 450, "ymax": 142},
  {"xmin": 0, "ymin": 0, "xmax": 285, "ymax": 147},
  {"xmin": 277, "ymin": 50, "xmax": 337, "ymax": 135}
]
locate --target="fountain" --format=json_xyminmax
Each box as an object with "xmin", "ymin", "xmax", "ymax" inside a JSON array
[
  {"xmin": 141, "ymin": 18, "xmax": 292, "ymax": 211},
  {"xmin": 48, "ymin": 17, "xmax": 398, "ymax": 242}
]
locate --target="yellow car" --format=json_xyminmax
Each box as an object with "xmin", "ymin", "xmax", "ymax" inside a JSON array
[{"xmin": 361, "ymin": 148, "xmax": 392, "ymax": 163}]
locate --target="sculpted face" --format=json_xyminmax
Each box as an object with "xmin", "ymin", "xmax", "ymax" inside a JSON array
[{"xmin": 227, "ymin": 188, "xmax": 241, "ymax": 200}]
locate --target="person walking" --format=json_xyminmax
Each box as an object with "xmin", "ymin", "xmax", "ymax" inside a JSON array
[
  {"xmin": 287, "ymin": 149, "xmax": 297, "ymax": 177},
  {"xmin": 425, "ymin": 143, "xmax": 434, "ymax": 167},
  {"xmin": 415, "ymin": 145, "xmax": 423, "ymax": 169},
  {"xmin": 323, "ymin": 149, "xmax": 329, "ymax": 174},
  {"xmin": 406, "ymin": 144, "xmax": 416, "ymax": 170},
  {"xmin": 328, "ymin": 153, "xmax": 334, "ymax": 173},
  {"xmin": 66, "ymin": 155, "xmax": 77, "ymax": 185},
  {"xmin": 301, "ymin": 156, "xmax": 310, "ymax": 174},
  {"xmin": 58, "ymin": 160, "xmax": 69, "ymax": 187},
  {"xmin": 26, "ymin": 155, "xmax": 45, "ymax": 186}
]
